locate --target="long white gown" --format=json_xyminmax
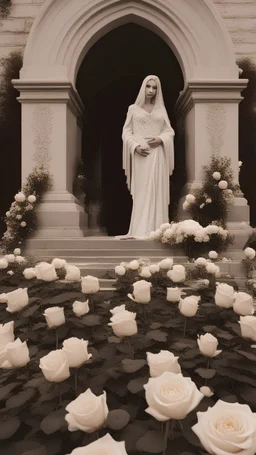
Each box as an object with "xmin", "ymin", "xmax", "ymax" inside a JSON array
[{"xmin": 121, "ymin": 104, "xmax": 175, "ymax": 238}]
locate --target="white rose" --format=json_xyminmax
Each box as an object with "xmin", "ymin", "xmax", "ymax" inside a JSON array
[
  {"xmin": 44, "ymin": 306, "xmax": 65, "ymax": 329},
  {"xmin": 65, "ymin": 389, "xmax": 109, "ymax": 433},
  {"xmin": 200, "ymin": 203, "xmax": 205, "ymax": 209},
  {"xmin": 239, "ymin": 161, "xmax": 243, "ymax": 167},
  {"xmin": 149, "ymin": 264, "xmax": 160, "ymax": 274},
  {"xmin": 5, "ymin": 211, "xmax": 10, "ymax": 217},
  {"xmin": 115, "ymin": 265, "xmax": 126, "ymax": 276},
  {"xmin": 147, "ymin": 350, "xmax": 181, "ymax": 377},
  {"xmin": 110, "ymin": 304, "xmax": 126, "ymax": 315},
  {"xmin": 35, "ymin": 262, "xmax": 57, "ymax": 282},
  {"xmin": 51, "ymin": 258, "xmax": 67, "ymax": 269},
  {"xmin": 233, "ymin": 292, "xmax": 254, "ymax": 316},
  {"xmin": 239, "ymin": 316, "xmax": 256, "ymax": 341},
  {"xmin": 218, "ymin": 180, "xmax": 228, "ymax": 190},
  {"xmin": 14, "ymin": 192, "xmax": 26, "ymax": 202},
  {"xmin": 109, "ymin": 310, "xmax": 137, "ymax": 338},
  {"xmin": 140, "ymin": 266, "xmax": 152, "ymax": 278},
  {"xmin": 206, "ymin": 263, "xmax": 220, "ymax": 276},
  {"xmin": 160, "ymin": 223, "xmax": 170, "ymax": 231},
  {"xmin": 0, "ymin": 293, "xmax": 8, "ymax": 304},
  {"xmin": 206, "ymin": 198, "xmax": 212, "ymax": 204},
  {"xmin": 208, "ymin": 251, "xmax": 218, "ymax": 260},
  {"xmin": 167, "ymin": 265, "xmax": 186, "ymax": 283},
  {"xmin": 20, "ymin": 221, "xmax": 26, "ymax": 227},
  {"xmin": 192, "ymin": 400, "xmax": 256, "ymax": 455},
  {"xmin": 72, "ymin": 300, "xmax": 89, "ymax": 317},
  {"xmin": 7, "ymin": 270, "xmax": 14, "ymax": 276},
  {"xmin": 39, "ymin": 349, "xmax": 70, "ymax": 382},
  {"xmin": 186, "ymin": 194, "xmax": 196, "ymax": 204},
  {"xmin": 13, "ymin": 248, "xmax": 21, "ymax": 256},
  {"xmin": 195, "ymin": 257, "xmax": 208, "ymax": 266},
  {"xmin": 6, "ymin": 288, "xmax": 29, "ymax": 313},
  {"xmin": 0, "ymin": 258, "xmax": 8, "ymax": 269},
  {"xmin": 6, "ymin": 338, "xmax": 30, "ymax": 367},
  {"xmin": 128, "ymin": 280, "xmax": 151, "ymax": 304},
  {"xmin": 212, "ymin": 172, "xmax": 221, "ymax": 181},
  {"xmin": 0, "ymin": 345, "xmax": 8, "ymax": 368},
  {"xmin": 166, "ymin": 287, "xmax": 181, "ymax": 302},
  {"xmin": 144, "ymin": 372, "xmax": 203, "ymax": 421},
  {"xmin": 244, "ymin": 247, "xmax": 256, "ymax": 260},
  {"xmin": 158, "ymin": 258, "xmax": 173, "ymax": 270},
  {"xmin": 16, "ymin": 215, "xmax": 22, "ymax": 220},
  {"xmin": 81, "ymin": 275, "xmax": 100, "ymax": 294},
  {"xmin": 206, "ymin": 224, "xmax": 220, "ymax": 235},
  {"xmin": 65, "ymin": 433, "xmax": 128, "ymax": 455},
  {"xmin": 27, "ymin": 194, "xmax": 36, "ymax": 203},
  {"xmin": 179, "ymin": 296, "xmax": 200, "ymax": 317},
  {"xmin": 65, "ymin": 265, "xmax": 81, "ymax": 282},
  {"xmin": 128, "ymin": 260, "xmax": 140, "ymax": 270},
  {"xmin": 15, "ymin": 255, "xmax": 26, "ymax": 265},
  {"xmin": 0, "ymin": 321, "xmax": 14, "ymax": 345},
  {"xmin": 197, "ymin": 333, "xmax": 222, "ymax": 358},
  {"xmin": 5, "ymin": 254, "xmax": 15, "ymax": 263},
  {"xmin": 62, "ymin": 338, "xmax": 92, "ymax": 368},
  {"xmin": 23, "ymin": 267, "xmax": 36, "ymax": 279},
  {"xmin": 183, "ymin": 201, "xmax": 190, "ymax": 210},
  {"xmin": 215, "ymin": 283, "xmax": 234, "ymax": 308},
  {"xmin": 200, "ymin": 386, "xmax": 214, "ymax": 397}
]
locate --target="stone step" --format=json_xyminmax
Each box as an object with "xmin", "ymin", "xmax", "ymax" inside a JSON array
[{"xmin": 30, "ymin": 248, "xmax": 183, "ymax": 257}]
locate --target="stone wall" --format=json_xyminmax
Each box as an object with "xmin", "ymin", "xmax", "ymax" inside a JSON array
[{"xmin": 0, "ymin": 0, "xmax": 256, "ymax": 71}]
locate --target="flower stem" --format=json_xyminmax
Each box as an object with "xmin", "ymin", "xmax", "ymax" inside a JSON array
[
  {"xmin": 205, "ymin": 358, "xmax": 211, "ymax": 385},
  {"xmin": 74, "ymin": 369, "xmax": 78, "ymax": 396},
  {"xmin": 58, "ymin": 383, "xmax": 62, "ymax": 406},
  {"xmin": 55, "ymin": 328, "xmax": 59, "ymax": 349},
  {"xmin": 183, "ymin": 317, "xmax": 187, "ymax": 338},
  {"xmin": 126, "ymin": 336, "xmax": 134, "ymax": 359},
  {"xmin": 163, "ymin": 420, "xmax": 170, "ymax": 455}
]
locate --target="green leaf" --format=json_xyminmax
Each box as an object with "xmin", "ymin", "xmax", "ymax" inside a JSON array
[
  {"xmin": 0, "ymin": 417, "xmax": 20, "ymax": 439},
  {"xmin": 195, "ymin": 368, "xmax": 216, "ymax": 379},
  {"xmin": 146, "ymin": 330, "xmax": 168, "ymax": 342},
  {"xmin": 106, "ymin": 409, "xmax": 130, "ymax": 430},
  {"xmin": 172, "ymin": 339, "xmax": 197, "ymax": 350},
  {"xmin": 6, "ymin": 387, "xmax": 36, "ymax": 409},
  {"xmin": 0, "ymin": 382, "xmax": 20, "ymax": 401},
  {"xmin": 136, "ymin": 430, "xmax": 165, "ymax": 453},
  {"xmin": 22, "ymin": 448, "xmax": 47, "ymax": 455},
  {"xmin": 24, "ymin": 377, "xmax": 46, "ymax": 389},
  {"xmin": 108, "ymin": 336, "xmax": 121, "ymax": 344},
  {"xmin": 239, "ymin": 386, "xmax": 256, "ymax": 406},
  {"xmin": 21, "ymin": 304, "xmax": 39, "ymax": 317},
  {"xmin": 122, "ymin": 359, "xmax": 147, "ymax": 373},
  {"xmin": 150, "ymin": 322, "xmax": 163, "ymax": 329},
  {"xmin": 236, "ymin": 350, "xmax": 256, "ymax": 361},
  {"xmin": 127, "ymin": 377, "xmax": 149, "ymax": 394},
  {"xmin": 40, "ymin": 408, "xmax": 66, "ymax": 435},
  {"xmin": 82, "ymin": 315, "xmax": 101, "ymax": 326},
  {"xmin": 119, "ymin": 423, "xmax": 147, "ymax": 452},
  {"xmin": 216, "ymin": 367, "xmax": 256, "ymax": 386}
]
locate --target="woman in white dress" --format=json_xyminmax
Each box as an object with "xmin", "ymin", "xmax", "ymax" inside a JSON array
[{"xmin": 119, "ymin": 75, "xmax": 175, "ymax": 239}]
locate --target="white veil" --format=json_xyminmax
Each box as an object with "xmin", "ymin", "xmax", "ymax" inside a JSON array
[
  {"xmin": 122, "ymin": 75, "xmax": 174, "ymax": 196},
  {"xmin": 134, "ymin": 75, "xmax": 169, "ymax": 118}
]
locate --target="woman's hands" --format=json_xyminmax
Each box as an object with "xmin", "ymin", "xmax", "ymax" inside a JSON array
[
  {"xmin": 135, "ymin": 137, "xmax": 162, "ymax": 156},
  {"xmin": 145, "ymin": 137, "xmax": 163, "ymax": 148},
  {"xmin": 135, "ymin": 145, "xmax": 150, "ymax": 157}
]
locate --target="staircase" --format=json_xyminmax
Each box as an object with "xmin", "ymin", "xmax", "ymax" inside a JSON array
[{"xmin": 26, "ymin": 236, "xmax": 246, "ymax": 290}]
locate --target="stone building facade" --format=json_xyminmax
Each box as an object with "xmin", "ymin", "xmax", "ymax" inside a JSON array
[{"xmin": 0, "ymin": 0, "xmax": 255, "ymax": 242}]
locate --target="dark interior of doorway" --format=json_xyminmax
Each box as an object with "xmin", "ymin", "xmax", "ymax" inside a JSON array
[{"xmin": 76, "ymin": 23, "xmax": 184, "ymax": 236}]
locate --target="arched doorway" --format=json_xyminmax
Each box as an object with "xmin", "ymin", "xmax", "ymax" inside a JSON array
[
  {"xmin": 13, "ymin": 0, "xmax": 249, "ymax": 241},
  {"xmin": 76, "ymin": 23, "xmax": 184, "ymax": 235}
]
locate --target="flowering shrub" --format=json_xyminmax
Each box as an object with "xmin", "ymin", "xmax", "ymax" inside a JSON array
[
  {"xmin": 1, "ymin": 166, "xmax": 52, "ymax": 253},
  {"xmin": 149, "ymin": 220, "xmax": 232, "ymax": 258},
  {"xmin": 183, "ymin": 155, "xmax": 239, "ymax": 227},
  {"xmin": 0, "ymin": 265, "xmax": 255, "ymax": 455}
]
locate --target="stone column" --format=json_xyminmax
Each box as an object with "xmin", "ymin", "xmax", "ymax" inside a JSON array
[
  {"xmin": 12, "ymin": 80, "xmax": 88, "ymax": 237},
  {"xmin": 176, "ymin": 79, "xmax": 252, "ymax": 249}
]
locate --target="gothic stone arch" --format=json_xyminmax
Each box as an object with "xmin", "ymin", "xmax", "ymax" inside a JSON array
[{"xmin": 12, "ymin": 0, "xmax": 249, "ymax": 239}]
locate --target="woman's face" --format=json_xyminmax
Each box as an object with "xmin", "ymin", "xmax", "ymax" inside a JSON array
[{"xmin": 145, "ymin": 79, "xmax": 157, "ymax": 101}]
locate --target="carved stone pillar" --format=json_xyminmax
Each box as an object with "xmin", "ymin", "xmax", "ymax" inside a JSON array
[
  {"xmin": 176, "ymin": 80, "xmax": 252, "ymax": 248},
  {"xmin": 12, "ymin": 80, "xmax": 88, "ymax": 237}
]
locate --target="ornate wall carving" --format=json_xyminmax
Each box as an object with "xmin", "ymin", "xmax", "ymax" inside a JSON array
[
  {"xmin": 206, "ymin": 104, "xmax": 227, "ymax": 155},
  {"xmin": 32, "ymin": 105, "xmax": 53, "ymax": 167}
]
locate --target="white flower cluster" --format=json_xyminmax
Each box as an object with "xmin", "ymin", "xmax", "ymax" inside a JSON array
[
  {"xmin": 0, "ymin": 321, "xmax": 30, "ymax": 369},
  {"xmin": 0, "ymin": 248, "xmax": 26, "ymax": 270},
  {"xmin": 149, "ymin": 220, "xmax": 228, "ymax": 246}
]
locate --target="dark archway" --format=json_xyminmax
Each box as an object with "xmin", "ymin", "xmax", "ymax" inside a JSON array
[{"xmin": 76, "ymin": 23, "xmax": 184, "ymax": 235}]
